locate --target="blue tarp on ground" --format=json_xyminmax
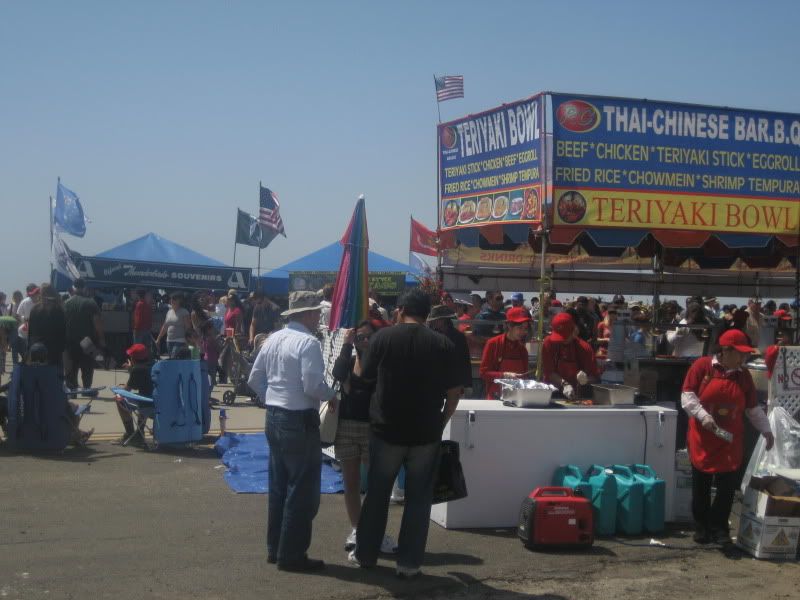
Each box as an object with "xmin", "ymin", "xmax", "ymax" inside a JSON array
[
  {"xmin": 257, "ymin": 241, "xmax": 419, "ymax": 295},
  {"xmin": 214, "ymin": 432, "xmax": 344, "ymax": 494}
]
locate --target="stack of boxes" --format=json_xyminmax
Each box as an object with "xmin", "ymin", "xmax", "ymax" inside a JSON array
[
  {"xmin": 673, "ymin": 449, "xmax": 693, "ymax": 522},
  {"xmin": 736, "ymin": 475, "xmax": 800, "ymax": 560}
]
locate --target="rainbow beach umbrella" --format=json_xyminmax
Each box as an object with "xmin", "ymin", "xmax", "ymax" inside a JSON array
[{"xmin": 329, "ymin": 195, "xmax": 369, "ymax": 330}]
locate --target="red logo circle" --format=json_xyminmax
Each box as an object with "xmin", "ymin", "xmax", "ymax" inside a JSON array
[
  {"xmin": 556, "ymin": 100, "xmax": 601, "ymax": 133},
  {"xmin": 441, "ymin": 126, "xmax": 458, "ymax": 149},
  {"xmin": 557, "ymin": 191, "xmax": 587, "ymax": 224}
]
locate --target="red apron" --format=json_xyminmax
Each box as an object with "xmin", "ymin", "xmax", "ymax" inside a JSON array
[
  {"xmin": 687, "ymin": 368, "xmax": 747, "ymax": 473},
  {"xmin": 486, "ymin": 335, "xmax": 528, "ymax": 399}
]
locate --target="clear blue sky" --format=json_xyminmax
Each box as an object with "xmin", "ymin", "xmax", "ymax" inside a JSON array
[{"xmin": 2, "ymin": 0, "xmax": 799, "ymax": 294}]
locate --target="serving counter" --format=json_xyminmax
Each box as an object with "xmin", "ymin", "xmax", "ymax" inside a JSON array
[{"xmin": 431, "ymin": 400, "xmax": 677, "ymax": 529}]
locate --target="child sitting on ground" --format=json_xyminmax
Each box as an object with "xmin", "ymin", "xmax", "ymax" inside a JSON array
[{"xmin": 114, "ymin": 343, "xmax": 154, "ymax": 446}]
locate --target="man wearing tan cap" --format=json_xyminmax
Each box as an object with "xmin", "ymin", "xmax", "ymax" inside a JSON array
[{"xmin": 248, "ymin": 291, "xmax": 337, "ymax": 572}]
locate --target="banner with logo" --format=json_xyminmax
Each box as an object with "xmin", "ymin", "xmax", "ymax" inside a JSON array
[
  {"xmin": 289, "ymin": 271, "xmax": 406, "ymax": 295},
  {"xmin": 438, "ymin": 94, "xmax": 544, "ymax": 231},
  {"xmin": 74, "ymin": 256, "xmax": 251, "ymax": 291},
  {"xmin": 441, "ymin": 245, "xmax": 536, "ymax": 267},
  {"xmin": 550, "ymin": 94, "xmax": 800, "ymax": 235}
]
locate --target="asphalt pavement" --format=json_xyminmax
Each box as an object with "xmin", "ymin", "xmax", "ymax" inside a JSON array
[{"xmin": 1, "ymin": 368, "xmax": 798, "ymax": 599}]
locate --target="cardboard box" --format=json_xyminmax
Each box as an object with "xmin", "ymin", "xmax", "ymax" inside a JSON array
[
  {"xmin": 672, "ymin": 486, "xmax": 693, "ymax": 522},
  {"xmin": 741, "ymin": 487, "xmax": 800, "ymax": 521},
  {"xmin": 675, "ymin": 449, "xmax": 692, "ymax": 472},
  {"xmin": 736, "ymin": 513, "xmax": 800, "ymax": 560}
]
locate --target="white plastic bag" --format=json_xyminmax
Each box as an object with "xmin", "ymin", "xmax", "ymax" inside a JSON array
[{"xmin": 740, "ymin": 406, "xmax": 800, "ymax": 493}]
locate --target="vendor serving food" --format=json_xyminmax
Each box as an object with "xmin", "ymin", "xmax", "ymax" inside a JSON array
[
  {"xmin": 680, "ymin": 329, "xmax": 774, "ymax": 545},
  {"xmin": 479, "ymin": 306, "xmax": 531, "ymax": 399},
  {"xmin": 541, "ymin": 313, "xmax": 599, "ymax": 399}
]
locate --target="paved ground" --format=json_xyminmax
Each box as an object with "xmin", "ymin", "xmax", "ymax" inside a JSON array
[{"xmin": 1, "ymin": 369, "xmax": 798, "ymax": 599}]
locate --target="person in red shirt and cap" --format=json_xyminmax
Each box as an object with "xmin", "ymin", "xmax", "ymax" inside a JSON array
[
  {"xmin": 681, "ymin": 328, "xmax": 774, "ymax": 545},
  {"xmin": 541, "ymin": 312, "xmax": 599, "ymax": 399},
  {"xmin": 479, "ymin": 306, "xmax": 532, "ymax": 399}
]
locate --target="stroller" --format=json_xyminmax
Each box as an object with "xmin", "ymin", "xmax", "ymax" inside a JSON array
[{"xmin": 218, "ymin": 334, "xmax": 265, "ymax": 407}]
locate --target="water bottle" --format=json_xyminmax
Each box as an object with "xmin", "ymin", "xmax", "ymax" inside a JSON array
[{"xmin": 219, "ymin": 408, "xmax": 227, "ymax": 436}]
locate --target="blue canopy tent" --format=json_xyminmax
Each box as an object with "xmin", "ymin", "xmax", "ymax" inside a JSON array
[
  {"xmin": 257, "ymin": 241, "xmax": 418, "ymax": 295},
  {"xmin": 96, "ymin": 233, "xmax": 227, "ymax": 266},
  {"xmin": 54, "ymin": 233, "xmax": 251, "ymax": 292}
]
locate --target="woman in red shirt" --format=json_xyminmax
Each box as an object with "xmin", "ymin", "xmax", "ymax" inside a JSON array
[
  {"xmin": 681, "ymin": 329, "xmax": 774, "ymax": 544},
  {"xmin": 541, "ymin": 313, "xmax": 599, "ymax": 399},
  {"xmin": 479, "ymin": 307, "xmax": 531, "ymax": 399},
  {"xmin": 224, "ymin": 291, "xmax": 244, "ymax": 336}
]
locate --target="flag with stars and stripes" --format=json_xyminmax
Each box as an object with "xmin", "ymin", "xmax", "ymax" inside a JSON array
[
  {"xmin": 435, "ymin": 75, "xmax": 464, "ymax": 102},
  {"xmin": 259, "ymin": 185, "xmax": 286, "ymax": 237}
]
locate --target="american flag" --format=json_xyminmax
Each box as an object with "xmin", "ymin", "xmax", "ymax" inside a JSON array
[
  {"xmin": 259, "ymin": 185, "xmax": 286, "ymax": 237},
  {"xmin": 435, "ymin": 75, "xmax": 464, "ymax": 102}
]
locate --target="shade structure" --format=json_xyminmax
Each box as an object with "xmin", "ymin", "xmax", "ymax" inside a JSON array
[{"xmin": 329, "ymin": 196, "xmax": 369, "ymax": 330}]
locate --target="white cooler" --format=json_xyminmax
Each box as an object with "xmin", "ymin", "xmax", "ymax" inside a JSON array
[{"xmin": 431, "ymin": 400, "xmax": 677, "ymax": 529}]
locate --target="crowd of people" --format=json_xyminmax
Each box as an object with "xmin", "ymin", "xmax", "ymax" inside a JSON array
[{"xmin": 2, "ymin": 277, "xmax": 796, "ymax": 568}]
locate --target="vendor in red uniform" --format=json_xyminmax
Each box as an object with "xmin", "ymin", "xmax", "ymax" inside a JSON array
[
  {"xmin": 681, "ymin": 329, "xmax": 774, "ymax": 545},
  {"xmin": 479, "ymin": 306, "xmax": 531, "ymax": 399},
  {"xmin": 541, "ymin": 313, "xmax": 599, "ymax": 399}
]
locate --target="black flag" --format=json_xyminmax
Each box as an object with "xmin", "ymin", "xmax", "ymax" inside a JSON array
[{"xmin": 236, "ymin": 209, "xmax": 277, "ymax": 248}]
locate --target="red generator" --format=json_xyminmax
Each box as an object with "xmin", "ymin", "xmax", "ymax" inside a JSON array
[{"xmin": 518, "ymin": 487, "xmax": 594, "ymax": 548}]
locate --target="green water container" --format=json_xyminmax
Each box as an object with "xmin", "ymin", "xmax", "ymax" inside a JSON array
[
  {"xmin": 585, "ymin": 465, "xmax": 618, "ymax": 536},
  {"xmin": 551, "ymin": 465, "xmax": 592, "ymax": 500},
  {"xmin": 609, "ymin": 465, "xmax": 644, "ymax": 535},
  {"xmin": 631, "ymin": 464, "xmax": 665, "ymax": 533}
]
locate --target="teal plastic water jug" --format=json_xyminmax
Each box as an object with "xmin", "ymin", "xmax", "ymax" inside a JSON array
[
  {"xmin": 631, "ymin": 464, "xmax": 665, "ymax": 533},
  {"xmin": 610, "ymin": 465, "xmax": 644, "ymax": 535},
  {"xmin": 585, "ymin": 465, "xmax": 618, "ymax": 536},
  {"xmin": 551, "ymin": 465, "xmax": 592, "ymax": 501}
]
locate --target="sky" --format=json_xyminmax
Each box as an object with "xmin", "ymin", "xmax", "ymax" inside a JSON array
[{"xmin": 2, "ymin": 0, "xmax": 799, "ymax": 295}]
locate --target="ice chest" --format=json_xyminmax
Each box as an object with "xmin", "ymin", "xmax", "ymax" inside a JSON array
[
  {"xmin": 609, "ymin": 465, "xmax": 644, "ymax": 535},
  {"xmin": 631, "ymin": 464, "xmax": 666, "ymax": 533},
  {"xmin": 518, "ymin": 487, "xmax": 593, "ymax": 548}
]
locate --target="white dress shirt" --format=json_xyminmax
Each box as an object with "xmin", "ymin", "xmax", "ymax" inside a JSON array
[{"xmin": 248, "ymin": 321, "xmax": 334, "ymax": 411}]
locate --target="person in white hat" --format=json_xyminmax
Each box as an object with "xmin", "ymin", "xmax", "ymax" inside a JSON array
[{"xmin": 247, "ymin": 291, "xmax": 337, "ymax": 572}]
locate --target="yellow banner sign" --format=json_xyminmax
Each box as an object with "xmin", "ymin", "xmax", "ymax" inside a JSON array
[
  {"xmin": 553, "ymin": 188, "xmax": 800, "ymax": 235},
  {"xmin": 442, "ymin": 246, "xmax": 536, "ymax": 267}
]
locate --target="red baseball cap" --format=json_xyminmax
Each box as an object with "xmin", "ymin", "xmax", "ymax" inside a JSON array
[
  {"xmin": 773, "ymin": 309, "xmax": 792, "ymax": 321},
  {"xmin": 506, "ymin": 306, "xmax": 532, "ymax": 324},
  {"xmin": 126, "ymin": 343, "xmax": 149, "ymax": 361},
  {"xmin": 549, "ymin": 312, "xmax": 575, "ymax": 342},
  {"xmin": 550, "ymin": 299, "xmax": 563, "ymax": 307},
  {"xmin": 717, "ymin": 329, "xmax": 754, "ymax": 353}
]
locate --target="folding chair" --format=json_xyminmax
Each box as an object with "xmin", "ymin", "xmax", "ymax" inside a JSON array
[
  {"xmin": 111, "ymin": 386, "xmax": 156, "ymax": 450},
  {"xmin": 63, "ymin": 386, "xmax": 106, "ymax": 446}
]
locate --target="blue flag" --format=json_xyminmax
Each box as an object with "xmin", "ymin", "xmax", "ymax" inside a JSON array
[{"xmin": 53, "ymin": 181, "xmax": 86, "ymax": 238}]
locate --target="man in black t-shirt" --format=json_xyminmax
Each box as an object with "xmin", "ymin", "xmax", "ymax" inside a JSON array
[{"xmin": 353, "ymin": 289, "xmax": 461, "ymax": 578}]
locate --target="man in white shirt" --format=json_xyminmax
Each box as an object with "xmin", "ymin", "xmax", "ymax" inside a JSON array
[
  {"xmin": 15, "ymin": 284, "xmax": 40, "ymax": 344},
  {"xmin": 248, "ymin": 291, "xmax": 336, "ymax": 573}
]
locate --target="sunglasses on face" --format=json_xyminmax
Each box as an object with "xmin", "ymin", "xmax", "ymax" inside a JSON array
[{"xmin": 355, "ymin": 334, "xmax": 371, "ymax": 342}]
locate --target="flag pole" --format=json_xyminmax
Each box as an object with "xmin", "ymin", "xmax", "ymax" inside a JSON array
[
  {"xmin": 232, "ymin": 208, "xmax": 238, "ymax": 267},
  {"xmin": 49, "ymin": 192, "xmax": 54, "ymax": 285},
  {"xmin": 433, "ymin": 75, "xmax": 441, "ymax": 123}
]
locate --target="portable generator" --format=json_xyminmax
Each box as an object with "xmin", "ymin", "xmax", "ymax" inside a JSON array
[{"xmin": 518, "ymin": 486, "xmax": 594, "ymax": 548}]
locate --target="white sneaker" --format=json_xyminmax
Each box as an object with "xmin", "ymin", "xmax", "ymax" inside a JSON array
[
  {"xmin": 347, "ymin": 550, "xmax": 360, "ymax": 566},
  {"xmin": 380, "ymin": 534, "xmax": 398, "ymax": 554},
  {"xmin": 390, "ymin": 487, "xmax": 405, "ymax": 504},
  {"xmin": 344, "ymin": 528, "xmax": 357, "ymax": 551},
  {"xmin": 396, "ymin": 565, "xmax": 421, "ymax": 579}
]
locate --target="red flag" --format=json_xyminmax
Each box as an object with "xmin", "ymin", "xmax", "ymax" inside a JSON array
[{"xmin": 410, "ymin": 217, "xmax": 437, "ymax": 256}]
